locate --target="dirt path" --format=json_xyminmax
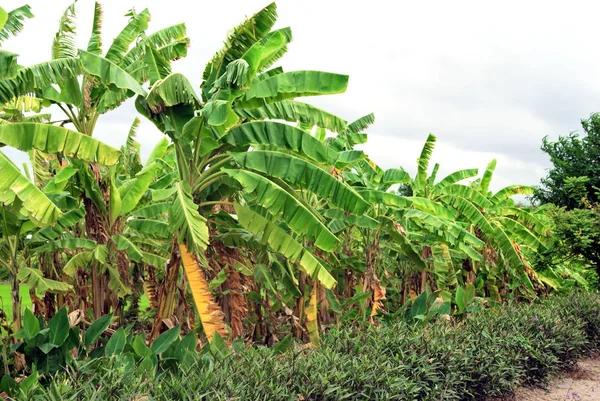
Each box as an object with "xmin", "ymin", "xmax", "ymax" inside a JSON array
[{"xmin": 506, "ymin": 357, "xmax": 600, "ymax": 400}]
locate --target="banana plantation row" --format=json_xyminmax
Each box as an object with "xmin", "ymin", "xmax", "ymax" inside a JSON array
[{"xmin": 0, "ymin": 3, "xmax": 582, "ymax": 347}]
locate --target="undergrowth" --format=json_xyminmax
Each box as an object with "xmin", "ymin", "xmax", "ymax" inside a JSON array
[{"xmin": 4, "ymin": 293, "xmax": 600, "ymax": 401}]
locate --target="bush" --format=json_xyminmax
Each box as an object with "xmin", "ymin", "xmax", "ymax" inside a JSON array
[{"xmin": 6, "ymin": 293, "xmax": 600, "ymax": 400}]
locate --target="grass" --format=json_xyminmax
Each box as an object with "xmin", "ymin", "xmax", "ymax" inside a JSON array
[{"xmin": 0, "ymin": 285, "xmax": 149, "ymax": 322}]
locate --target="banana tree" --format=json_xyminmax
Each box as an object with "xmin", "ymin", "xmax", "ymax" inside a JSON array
[
  {"xmin": 133, "ymin": 3, "xmax": 372, "ymax": 344},
  {"xmin": 391, "ymin": 135, "xmax": 549, "ymax": 297},
  {"xmin": 0, "ymin": 2, "xmax": 190, "ymax": 319},
  {"xmin": 469, "ymin": 159, "xmax": 551, "ymax": 295},
  {"xmin": 0, "ymin": 122, "xmax": 121, "ymax": 327},
  {"xmin": 24, "ymin": 120, "xmax": 172, "ymax": 324},
  {"xmin": 0, "ymin": 5, "xmax": 115, "ymax": 330},
  {"xmin": 324, "ymin": 127, "xmax": 484, "ymax": 317}
]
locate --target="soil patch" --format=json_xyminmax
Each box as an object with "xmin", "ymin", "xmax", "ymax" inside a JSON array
[{"xmin": 499, "ymin": 357, "xmax": 600, "ymax": 400}]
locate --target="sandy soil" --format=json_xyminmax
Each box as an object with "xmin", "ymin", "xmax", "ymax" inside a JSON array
[{"xmin": 501, "ymin": 357, "xmax": 600, "ymax": 400}]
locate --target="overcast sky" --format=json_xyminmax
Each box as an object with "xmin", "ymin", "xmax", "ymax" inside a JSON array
[{"xmin": 3, "ymin": 0, "xmax": 599, "ymax": 191}]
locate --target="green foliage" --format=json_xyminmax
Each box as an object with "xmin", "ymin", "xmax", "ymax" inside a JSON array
[
  {"xmin": 532, "ymin": 115, "xmax": 600, "ymax": 276},
  {"xmin": 533, "ymin": 202, "xmax": 600, "ymax": 282},
  {"xmin": 0, "ymin": 152, "xmax": 62, "ymax": 225},
  {"xmin": 535, "ymin": 113, "xmax": 600, "ymax": 208},
  {"xmin": 3, "ymin": 310, "xmax": 198, "ymax": 397},
  {"xmin": 0, "ymin": 5, "xmax": 33, "ymax": 44},
  {"xmin": 9, "ymin": 293, "xmax": 600, "ymax": 400},
  {"xmin": 1, "ymin": 4, "xmax": 598, "ymax": 397}
]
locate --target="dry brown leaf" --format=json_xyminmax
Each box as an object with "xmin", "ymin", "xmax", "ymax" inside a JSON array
[
  {"xmin": 393, "ymin": 221, "xmax": 407, "ymax": 236},
  {"xmin": 68, "ymin": 309, "xmax": 83, "ymax": 327},
  {"xmin": 371, "ymin": 280, "xmax": 387, "ymax": 317}
]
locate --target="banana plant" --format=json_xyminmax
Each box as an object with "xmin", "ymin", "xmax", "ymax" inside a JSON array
[
  {"xmin": 0, "ymin": 2, "xmax": 191, "ymax": 320},
  {"xmin": 25, "ymin": 120, "xmax": 172, "ymax": 321},
  {"xmin": 0, "ymin": 204, "xmax": 67, "ymax": 333},
  {"xmin": 0, "ymin": 121, "xmax": 121, "ymax": 327},
  {"xmin": 133, "ymin": 3, "xmax": 372, "ymax": 344},
  {"xmin": 0, "ymin": 5, "xmax": 123, "ymax": 330},
  {"xmin": 393, "ymin": 135, "xmax": 549, "ymax": 297},
  {"xmin": 324, "ymin": 124, "xmax": 483, "ymax": 319}
]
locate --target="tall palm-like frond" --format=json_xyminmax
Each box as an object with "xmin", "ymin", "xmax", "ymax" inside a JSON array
[
  {"xmin": 0, "ymin": 5, "xmax": 33, "ymax": 44},
  {"xmin": 52, "ymin": 2, "xmax": 78, "ymax": 60},
  {"xmin": 414, "ymin": 133, "xmax": 436, "ymax": 196},
  {"xmin": 86, "ymin": 2, "xmax": 103, "ymax": 55}
]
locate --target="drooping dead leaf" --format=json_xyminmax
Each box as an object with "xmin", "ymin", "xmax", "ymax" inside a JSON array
[
  {"xmin": 68, "ymin": 309, "xmax": 83, "ymax": 327},
  {"xmin": 513, "ymin": 241, "xmax": 539, "ymax": 281},
  {"xmin": 482, "ymin": 244, "xmax": 498, "ymax": 267},
  {"xmin": 371, "ymin": 280, "xmax": 387, "ymax": 318},
  {"xmin": 143, "ymin": 264, "xmax": 159, "ymax": 309},
  {"xmin": 393, "ymin": 221, "xmax": 406, "ymax": 236},
  {"xmin": 179, "ymin": 243, "xmax": 228, "ymax": 342},
  {"xmin": 162, "ymin": 318, "xmax": 176, "ymax": 329},
  {"xmin": 13, "ymin": 352, "xmax": 25, "ymax": 372}
]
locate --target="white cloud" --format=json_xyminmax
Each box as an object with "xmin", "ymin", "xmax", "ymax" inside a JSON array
[{"xmin": 3, "ymin": 0, "xmax": 598, "ymax": 192}]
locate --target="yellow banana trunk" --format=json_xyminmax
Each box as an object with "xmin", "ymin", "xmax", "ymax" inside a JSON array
[
  {"xmin": 179, "ymin": 243, "xmax": 227, "ymax": 342},
  {"xmin": 306, "ymin": 282, "xmax": 321, "ymax": 347}
]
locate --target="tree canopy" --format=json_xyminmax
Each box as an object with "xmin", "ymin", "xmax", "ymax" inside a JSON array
[{"xmin": 534, "ymin": 113, "xmax": 600, "ymax": 208}]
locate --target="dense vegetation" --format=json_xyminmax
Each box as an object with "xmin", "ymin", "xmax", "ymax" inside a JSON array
[
  {"xmin": 534, "ymin": 114, "xmax": 600, "ymax": 276},
  {"xmin": 3, "ymin": 293, "xmax": 600, "ymax": 400},
  {"xmin": 0, "ymin": 2, "xmax": 598, "ymax": 399}
]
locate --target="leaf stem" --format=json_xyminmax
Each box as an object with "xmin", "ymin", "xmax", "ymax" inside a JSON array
[
  {"xmin": 194, "ymin": 171, "xmax": 227, "ymax": 193},
  {"xmin": 197, "ymin": 201, "xmax": 234, "ymax": 208}
]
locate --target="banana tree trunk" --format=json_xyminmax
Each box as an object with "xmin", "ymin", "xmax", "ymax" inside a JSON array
[
  {"xmin": 343, "ymin": 238, "xmax": 355, "ymax": 299},
  {"xmin": 253, "ymin": 295, "xmax": 264, "ymax": 340},
  {"xmin": 312, "ymin": 249, "xmax": 331, "ymax": 325},
  {"xmin": 75, "ymin": 268, "xmax": 88, "ymax": 312},
  {"xmin": 420, "ymin": 246, "xmax": 433, "ymax": 293},
  {"xmin": 39, "ymin": 252, "xmax": 61, "ymax": 319},
  {"xmin": 174, "ymin": 274, "xmax": 189, "ymax": 328},
  {"xmin": 109, "ymin": 244, "xmax": 130, "ymax": 320},
  {"xmin": 90, "ymin": 265, "xmax": 107, "ymax": 319},
  {"xmin": 150, "ymin": 237, "xmax": 181, "ymax": 340},
  {"xmin": 5, "ymin": 235, "xmax": 22, "ymax": 332},
  {"xmin": 362, "ymin": 231, "xmax": 380, "ymax": 310},
  {"xmin": 318, "ymin": 283, "xmax": 330, "ymax": 325},
  {"xmin": 223, "ymin": 266, "xmax": 247, "ymax": 339},
  {"xmin": 293, "ymin": 271, "xmax": 307, "ymax": 340},
  {"xmin": 344, "ymin": 270, "xmax": 354, "ymax": 299},
  {"xmin": 84, "ymin": 193, "xmax": 111, "ymax": 319},
  {"xmin": 53, "ymin": 252, "xmax": 65, "ymax": 311},
  {"xmin": 112, "ymin": 218, "xmax": 131, "ymax": 319},
  {"xmin": 420, "ymin": 272, "xmax": 427, "ymax": 293},
  {"xmin": 125, "ymin": 261, "xmax": 143, "ymax": 321},
  {"xmin": 210, "ymin": 241, "xmax": 247, "ymax": 339},
  {"xmin": 10, "ymin": 271, "xmax": 22, "ymax": 332}
]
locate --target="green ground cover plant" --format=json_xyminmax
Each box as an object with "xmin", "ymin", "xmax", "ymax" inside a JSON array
[{"xmin": 2, "ymin": 293, "xmax": 599, "ymax": 400}]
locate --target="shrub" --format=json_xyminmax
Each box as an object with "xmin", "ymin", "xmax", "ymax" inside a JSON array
[{"xmin": 4, "ymin": 293, "xmax": 600, "ymax": 400}]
